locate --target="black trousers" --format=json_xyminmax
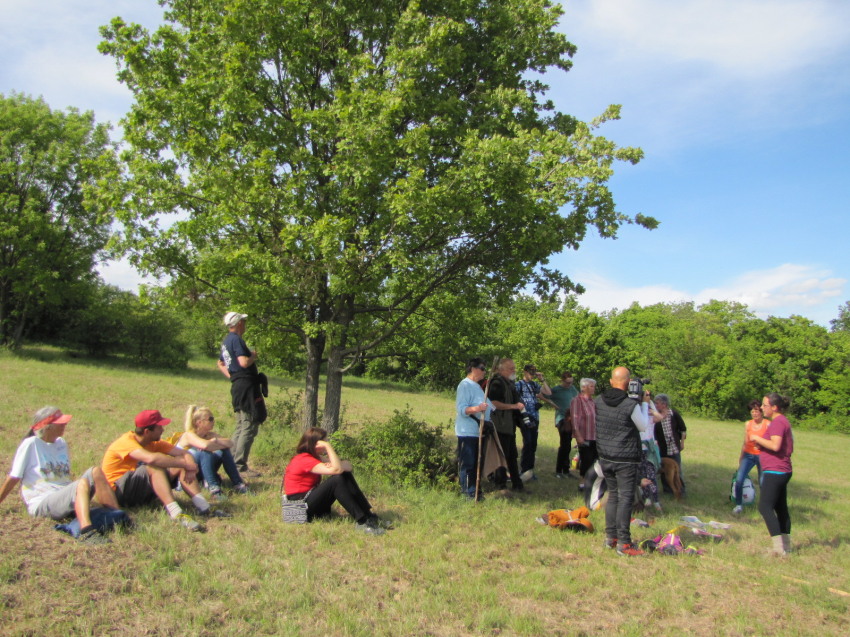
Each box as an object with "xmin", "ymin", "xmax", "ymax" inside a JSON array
[
  {"xmin": 578, "ymin": 441, "xmax": 598, "ymax": 478},
  {"xmin": 305, "ymin": 473, "xmax": 373, "ymax": 523},
  {"xmin": 555, "ymin": 419, "xmax": 573, "ymax": 474},
  {"xmin": 600, "ymin": 459, "xmax": 638, "ymax": 545},
  {"xmin": 494, "ymin": 430, "xmax": 522, "ymax": 489},
  {"xmin": 759, "ymin": 472, "xmax": 792, "ymax": 536}
]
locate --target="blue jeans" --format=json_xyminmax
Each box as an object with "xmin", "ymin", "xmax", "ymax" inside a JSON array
[
  {"xmin": 189, "ymin": 448, "xmax": 245, "ymax": 492},
  {"xmin": 520, "ymin": 421, "xmax": 539, "ymax": 473},
  {"xmin": 457, "ymin": 437, "xmax": 481, "ymax": 499},
  {"xmin": 734, "ymin": 452, "xmax": 761, "ymax": 505}
]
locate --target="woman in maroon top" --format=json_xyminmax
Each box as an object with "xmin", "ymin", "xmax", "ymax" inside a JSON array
[
  {"xmin": 749, "ymin": 393, "xmax": 794, "ymax": 556},
  {"xmin": 282, "ymin": 428, "xmax": 389, "ymax": 536}
]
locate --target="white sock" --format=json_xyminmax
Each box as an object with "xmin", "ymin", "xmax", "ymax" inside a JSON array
[
  {"xmin": 165, "ymin": 502, "xmax": 183, "ymax": 520},
  {"xmin": 191, "ymin": 494, "xmax": 210, "ymax": 512}
]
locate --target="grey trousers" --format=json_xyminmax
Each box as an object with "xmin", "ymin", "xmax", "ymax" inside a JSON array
[{"xmin": 232, "ymin": 410, "xmax": 260, "ymax": 471}]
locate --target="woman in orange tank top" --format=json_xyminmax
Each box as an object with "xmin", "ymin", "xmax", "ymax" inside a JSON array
[{"xmin": 732, "ymin": 400, "xmax": 769, "ymax": 514}]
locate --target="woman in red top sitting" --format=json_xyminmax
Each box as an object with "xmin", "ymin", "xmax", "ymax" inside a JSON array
[{"xmin": 282, "ymin": 428, "xmax": 389, "ymax": 536}]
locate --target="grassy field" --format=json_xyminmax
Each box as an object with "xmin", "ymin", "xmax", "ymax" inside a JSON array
[{"xmin": 1, "ymin": 346, "xmax": 849, "ymax": 636}]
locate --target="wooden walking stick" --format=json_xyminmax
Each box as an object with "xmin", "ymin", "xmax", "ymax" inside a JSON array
[{"xmin": 474, "ymin": 356, "xmax": 501, "ymax": 503}]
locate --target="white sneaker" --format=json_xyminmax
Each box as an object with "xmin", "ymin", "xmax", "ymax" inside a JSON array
[
  {"xmin": 520, "ymin": 470, "xmax": 535, "ymax": 483},
  {"xmin": 732, "ymin": 505, "xmax": 743, "ymax": 515},
  {"xmin": 654, "ymin": 502, "xmax": 662, "ymax": 511}
]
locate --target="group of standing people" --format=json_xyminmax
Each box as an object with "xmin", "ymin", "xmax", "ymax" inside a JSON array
[{"xmin": 455, "ymin": 358, "xmax": 795, "ymax": 557}]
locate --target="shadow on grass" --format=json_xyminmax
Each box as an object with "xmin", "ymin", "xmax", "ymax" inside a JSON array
[{"xmin": 6, "ymin": 344, "xmax": 306, "ymax": 389}]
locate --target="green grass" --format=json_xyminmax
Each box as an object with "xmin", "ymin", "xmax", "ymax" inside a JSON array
[{"xmin": 1, "ymin": 345, "xmax": 850, "ymax": 636}]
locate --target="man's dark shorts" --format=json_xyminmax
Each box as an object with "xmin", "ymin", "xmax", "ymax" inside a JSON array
[{"xmin": 114, "ymin": 464, "xmax": 178, "ymax": 508}]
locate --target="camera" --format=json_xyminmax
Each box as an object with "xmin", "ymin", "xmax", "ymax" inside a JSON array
[
  {"xmin": 628, "ymin": 377, "xmax": 651, "ymax": 400},
  {"xmin": 518, "ymin": 411, "xmax": 534, "ymax": 429}
]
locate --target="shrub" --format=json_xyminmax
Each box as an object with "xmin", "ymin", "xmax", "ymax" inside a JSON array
[
  {"xmin": 331, "ymin": 409, "xmax": 456, "ymax": 489},
  {"xmin": 251, "ymin": 389, "xmax": 305, "ymax": 467}
]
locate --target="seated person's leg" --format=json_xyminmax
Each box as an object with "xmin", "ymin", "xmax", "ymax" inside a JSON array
[
  {"xmin": 196, "ymin": 450, "xmax": 222, "ymax": 493},
  {"xmin": 303, "ymin": 475, "xmax": 342, "ymax": 520},
  {"xmin": 218, "ymin": 448, "xmax": 246, "ymax": 488},
  {"xmin": 32, "ymin": 479, "xmax": 84, "ymax": 522}
]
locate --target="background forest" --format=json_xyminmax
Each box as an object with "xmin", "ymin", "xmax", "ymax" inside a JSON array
[{"xmin": 18, "ymin": 274, "xmax": 850, "ymax": 434}]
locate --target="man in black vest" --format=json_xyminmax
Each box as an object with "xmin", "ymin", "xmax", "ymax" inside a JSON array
[
  {"xmin": 488, "ymin": 358, "xmax": 526, "ymax": 491},
  {"xmin": 594, "ymin": 366, "xmax": 651, "ymax": 557}
]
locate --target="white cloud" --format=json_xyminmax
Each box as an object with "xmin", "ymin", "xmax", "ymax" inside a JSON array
[
  {"xmin": 557, "ymin": 0, "xmax": 850, "ymax": 149},
  {"xmin": 571, "ymin": 0, "xmax": 850, "ymax": 79},
  {"xmin": 574, "ymin": 263, "xmax": 846, "ymax": 325}
]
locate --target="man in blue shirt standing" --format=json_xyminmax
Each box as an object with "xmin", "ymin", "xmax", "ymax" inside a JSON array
[
  {"xmin": 516, "ymin": 363, "xmax": 552, "ymax": 481},
  {"xmin": 455, "ymin": 357, "xmax": 494, "ymax": 501},
  {"xmin": 217, "ymin": 312, "xmax": 266, "ymax": 478}
]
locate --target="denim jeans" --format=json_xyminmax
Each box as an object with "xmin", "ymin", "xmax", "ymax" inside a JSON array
[
  {"xmin": 457, "ymin": 436, "xmax": 482, "ymax": 499},
  {"xmin": 189, "ymin": 448, "xmax": 245, "ymax": 492},
  {"xmin": 734, "ymin": 452, "xmax": 761, "ymax": 505},
  {"xmin": 519, "ymin": 420, "xmax": 539, "ymax": 473},
  {"xmin": 660, "ymin": 451, "xmax": 686, "ymax": 496}
]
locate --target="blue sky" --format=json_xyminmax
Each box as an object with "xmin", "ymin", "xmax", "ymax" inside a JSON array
[{"xmin": 2, "ymin": 0, "xmax": 848, "ymax": 325}]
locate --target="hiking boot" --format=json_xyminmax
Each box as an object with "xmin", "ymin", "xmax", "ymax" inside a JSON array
[
  {"xmin": 355, "ymin": 518, "xmax": 386, "ymax": 536},
  {"xmin": 78, "ymin": 528, "xmax": 111, "ymax": 546},
  {"xmin": 208, "ymin": 490, "xmax": 227, "ymax": 504},
  {"xmin": 198, "ymin": 506, "xmax": 232, "ymax": 519},
  {"xmin": 233, "ymin": 484, "xmax": 251, "ymax": 496},
  {"xmin": 174, "ymin": 513, "xmax": 204, "ymax": 532},
  {"xmin": 604, "ymin": 538, "xmax": 617, "ymax": 550},
  {"xmin": 732, "ymin": 505, "xmax": 743, "ymax": 515},
  {"xmin": 241, "ymin": 468, "xmax": 262, "ymax": 478},
  {"xmin": 616, "ymin": 543, "xmax": 645, "ymax": 557}
]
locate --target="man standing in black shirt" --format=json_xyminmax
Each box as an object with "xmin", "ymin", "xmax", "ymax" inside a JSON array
[{"xmin": 217, "ymin": 312, "xmax": 266, "ymax": 478}]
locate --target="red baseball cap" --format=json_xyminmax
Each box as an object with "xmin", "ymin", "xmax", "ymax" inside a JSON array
[{"xmin": 135, "ymin": 410, "xmax": 172, "ymax": 429}]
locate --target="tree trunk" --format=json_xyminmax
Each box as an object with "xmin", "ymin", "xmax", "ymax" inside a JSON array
[
  {"xmin": 322, "ymin": 345, "xmax": 345, "ymax": 435},
  {"xmin": 11, "ymin": 309, "xmax": 27, "ymax": 349},
  {"xmin": 303, "ymin": 333, "xmax": 325, "ymax": 431}
]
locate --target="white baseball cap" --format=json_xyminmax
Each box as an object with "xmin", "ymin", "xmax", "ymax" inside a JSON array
[{"xmin": 224, "ymin": 311, "xmax": 249, "ymax": 327}]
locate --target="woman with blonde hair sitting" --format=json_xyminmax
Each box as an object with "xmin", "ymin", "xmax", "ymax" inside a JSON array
[{"xmin": 177, "ymin": 405, "xmax": 249, "ymax": 501}]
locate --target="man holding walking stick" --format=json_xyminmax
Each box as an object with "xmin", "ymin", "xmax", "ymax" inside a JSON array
[{"xmin": 455, "ymin": 357, "xmax": 494, "ymax": 502}]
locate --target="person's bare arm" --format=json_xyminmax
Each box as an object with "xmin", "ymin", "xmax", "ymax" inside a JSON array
[
  {"xmin": 310, "ymin": 441, "xmax": 344, "ymax": 475},
  {"xmin": 182, "ymin": 431, "xmax": 229, "ymax": 452},
  {"xmin": 0, "ymin": 475, "xmax": 21, "ymax": 507},
  {"xmin": 491, "ymin": 400, "xmax": 524, "ymax": 411},
  {"xmin": 237, "ymin": 351, "xmax": 258, "ymax": 368},
  {"xmin": 750, "ymin": 433, "xmax": 782, "ymax": 452},
  {"xmin": 217, "ymin": 359, "xmax": 230, "ymax": 379},
  {"xmin": 128, "ymin": 448, "xmax": 196, "ymax": 471}
]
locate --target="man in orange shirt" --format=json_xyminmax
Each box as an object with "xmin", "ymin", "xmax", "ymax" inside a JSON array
[{"xmin": 102, "ymin": 410, "xmax": 230, "ymax": 531}]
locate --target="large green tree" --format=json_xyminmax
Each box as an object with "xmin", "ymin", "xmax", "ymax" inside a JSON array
[
  {"xmin": 0, "ymin": 93, "xmax": 113, "ymax": 346},
  {"xmin": 98, "ymin": 0, "xmax": 654, "ymax": 432}
]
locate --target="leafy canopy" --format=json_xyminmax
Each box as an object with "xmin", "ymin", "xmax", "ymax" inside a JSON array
[
  {"xmin": 0, "ymin": 93, "xmax": 113, "ymax": 346},
  {"xmin": 98, "ymin": 0, "xmax": 654, "ymax": 427}
]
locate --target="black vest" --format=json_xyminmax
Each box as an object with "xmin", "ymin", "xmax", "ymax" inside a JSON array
[
  {"xmin": 594, "ymin": 393, "xmax": 641, "ymax": 463},
  {"xmin": 489, "ymin": 374, "xmax": 519, "ymax": 435}
]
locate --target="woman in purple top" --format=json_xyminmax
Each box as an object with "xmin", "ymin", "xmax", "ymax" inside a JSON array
[{"xmin": 749, "ymin": 393, "xmax": 794, "ymax": 556}]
